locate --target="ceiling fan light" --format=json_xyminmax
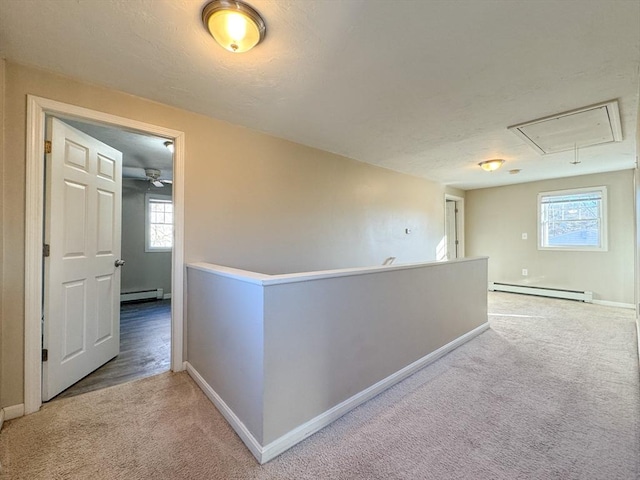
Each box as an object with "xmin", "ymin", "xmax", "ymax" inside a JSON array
[
  {"xmin": 202, "ymin": 0, "xmax": 266, "ymax": 53},
  {"xmin": 479, "ymin": 159, "xmax": 505, "ymax": 172}
]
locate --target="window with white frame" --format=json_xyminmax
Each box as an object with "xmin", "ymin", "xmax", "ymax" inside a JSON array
[
  {"xmin": 145, "ymin": 194, "xmax": 173, "ymax": 252},
  {"xmin": 538, "ymin": 186, "xmax": 607, "ymax": 251}
]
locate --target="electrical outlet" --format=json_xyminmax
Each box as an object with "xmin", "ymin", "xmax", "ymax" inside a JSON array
[{"xmin": 522, "ymin": 269, "xmax": 528, "ymax": 276}]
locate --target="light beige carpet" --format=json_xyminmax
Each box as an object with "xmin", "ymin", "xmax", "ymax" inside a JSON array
[{"xmin": 1, "ymin": 293, "xmax": 638, "ymax": 479}]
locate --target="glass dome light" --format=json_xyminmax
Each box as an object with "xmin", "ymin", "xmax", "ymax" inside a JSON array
[{"xmin": 202, "ymin": 0, "xmax": 266, "ymax": 53}]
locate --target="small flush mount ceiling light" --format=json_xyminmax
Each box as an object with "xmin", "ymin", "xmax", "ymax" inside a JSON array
[
  {"xmin": 202, "ymin": 0, "xmax": 266, "ymax": 53},
  {"xmin": 164, "ymin": 141, "xmax": 174, "ymax": 153},
  {"xmin": 478, "ymin": 159, "xmax": 505, "ymax": 172}
]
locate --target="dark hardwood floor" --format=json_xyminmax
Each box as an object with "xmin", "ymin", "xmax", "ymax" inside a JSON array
[{"xmin": 53, "ymin": 299, "xmax": 171, "ymax": 400}]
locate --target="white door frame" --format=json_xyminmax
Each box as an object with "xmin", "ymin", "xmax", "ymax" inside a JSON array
[
  {"xmin": 444, "ymin": 194, "xmax": 465, "ymax": 258},
  {"xmin": 24, "ymin": 95, "xmax": 185, "ymax": 414}
]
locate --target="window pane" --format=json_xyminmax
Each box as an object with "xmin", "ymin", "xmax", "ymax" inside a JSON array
[
  {"xmin": 150, "ymin": 224, "xmax": 173, "ymax": 248},
  {"xmin": 147, "ymin": 197, "xmax": 173, "ymax": 249},
  {"xmin": 539, "ymin": 188, "xmax": 604, "ymax": 249},
  {"xmin": 546, "ymin": 219, "xmax": 600, "ymax": 247}
]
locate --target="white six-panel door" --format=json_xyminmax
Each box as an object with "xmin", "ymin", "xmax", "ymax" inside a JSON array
[{"xmin": 42, "ymin": 118, "xmax": 123, "ymax": 401}]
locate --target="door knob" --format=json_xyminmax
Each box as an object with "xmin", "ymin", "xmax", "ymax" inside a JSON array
[{"xmin": 114, "ymin": 259, "xmax": 126, "ymax": 267}]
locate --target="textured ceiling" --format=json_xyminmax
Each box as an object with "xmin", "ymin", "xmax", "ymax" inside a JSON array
[{"xmin": 1, "ymin": 0, "xmax": 638, "ymax": 189}]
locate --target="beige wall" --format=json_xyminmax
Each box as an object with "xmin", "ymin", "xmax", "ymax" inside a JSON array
[
  {"xmin": 1, "ymin": 62, "xmax": 447, "ymax": 408},
  {"xmin": 121, "ymin": 179, "xmax": 172, "ymax": 295},
  {"xmin": 444, "ymin": 186, "xmax": 465, "ymax": 198},
  {"xmin": 466, "ymin": 170, "xmax": 635, "ymax": 304},
  {"xmin": 0, "ymin": 58, "xmax": 5, "ymax": 406},
  {"xmin": 636, "ymin": 86, "xmax": 640, "ymax": 321}
]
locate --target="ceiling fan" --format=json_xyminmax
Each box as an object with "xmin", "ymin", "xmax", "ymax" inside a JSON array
[
  {"xmin": 144, "ymin": 168, "xmax": 172, "ymax": 188},
  {"xmin": 122, "ymin": 167, "xmax": 173, "ymax": 188}
]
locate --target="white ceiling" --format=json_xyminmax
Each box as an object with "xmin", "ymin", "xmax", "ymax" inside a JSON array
[{"xmin": 1, "ymin": 0, "xmax": 638, "ymax": 190}]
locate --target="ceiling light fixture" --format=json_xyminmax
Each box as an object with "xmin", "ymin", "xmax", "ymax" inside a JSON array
[
  {"xmin": 164, "ymin": 141, "xmax": 175, "ymax": 153},
  {"xmin": 202, "ymin": 0, "xmax": 266, "ymax": 53},
  {"xmin": 478, "ymin": 159, "xmax": 505, "ymax": 172}
]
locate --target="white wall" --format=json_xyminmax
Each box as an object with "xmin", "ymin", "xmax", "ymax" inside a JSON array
[
  {"xmin": 186, "ymin": 258, "xmax": 488, "ymax": 461},
  {"xmin": 121, "ymin": 179, "xmax": 172, "ymax": 295},
  {"xmin": 262, "ymin": 258, "xmax": 488, "ymax": 444},
  {"xmin": 186, "ymin": 268, "xmax": 264, "ymax": 443},
  {"xmin": 466, "ymin": 170, "xmax": 635, "ymax": 304}
]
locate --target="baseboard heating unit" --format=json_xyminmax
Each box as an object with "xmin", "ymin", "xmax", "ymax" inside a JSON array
[
  {"xmin": 120, "ymin": 288, "xmax": 164, "ymax": 303},
  {"xmin": 489, "ymin": 282, "xmax": 593, "ymax": 303}
]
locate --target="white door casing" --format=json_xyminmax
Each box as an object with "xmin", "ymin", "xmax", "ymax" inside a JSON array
[
  {"xmin": 445, "ymin": 200, "xmax": 458, "ymax": 260},
  {"xmin": 444, "ymin": 194, "xmax": 465, "ymax": 260},
  {"xmin": 42, "ymin": 118, "xmax": 123, "ymax": 400},
  {"xmin": 25, "ymin": 95, "xmax": 185, "ymax": 415}
]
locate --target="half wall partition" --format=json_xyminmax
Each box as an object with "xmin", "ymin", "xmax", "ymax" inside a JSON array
[{"xmin": 186, "ymin": 257, "xmax": 488, "ymax": 463}]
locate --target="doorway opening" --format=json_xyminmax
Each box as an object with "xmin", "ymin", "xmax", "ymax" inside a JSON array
[
  {"xmin": 444, "ymin": 194, "xmax": 465, "ymax": 260},
  {"xmin": 24, "ymin": 96, "xmax": 185, "ymax": 414},
  {"xmin": 45, "ymin": 118, "xmax": 175, "ymax": 400}
]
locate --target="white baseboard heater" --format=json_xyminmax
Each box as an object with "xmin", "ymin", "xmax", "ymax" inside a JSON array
[
  {"xmin": 120, "ymin": 288, "xmax": 164, "ymax": 303},
  {"xmin": 489, "ymin": 282, "xmax": 593, "ymax": 303}
]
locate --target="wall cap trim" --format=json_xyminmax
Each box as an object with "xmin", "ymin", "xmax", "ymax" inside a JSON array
[{"xmin": 187, "ymin": 256, "xmax": 489, "ymax": 287}]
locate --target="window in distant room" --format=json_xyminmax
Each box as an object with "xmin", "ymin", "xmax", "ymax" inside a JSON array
[
  {"xmin": 145, "ymin": 194, "xmax": 173, "ymax": 252},
  {"xmin": 538, "ymin": 186, "xmax": 607, "ymax": 251}
]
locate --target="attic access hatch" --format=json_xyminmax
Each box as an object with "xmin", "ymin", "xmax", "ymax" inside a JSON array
[{"xmin": 508, "ymin": 100, "xmax": 622, "ymax": 155}]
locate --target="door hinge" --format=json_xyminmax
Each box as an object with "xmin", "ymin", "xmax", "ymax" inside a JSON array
[
  {"xmin": 455, "ymin": 240, "xmax": 459, "ymax": 245},
  {"xmin": 455, "ymin": 208, "xmax": 459, "ymax": 213},
  {"xmin": 42, "ymin": 349, "xmax": 48, "ymax": 362},
  {"xmin": 44, "ymin": 140, "xmax": 52, "ymax": 154},
  {"xmin": 43, "ymin": 244, "xmax": 50, "ymax": 257}
]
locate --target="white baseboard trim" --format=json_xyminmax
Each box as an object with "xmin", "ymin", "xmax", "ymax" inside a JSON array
[
  {"xmin": 185, "ymin": 362, "xmax": 264, "ymax": 463},
  {"xmin": 163, "ymin": 293, "xmax": 172, "ymax": 300},
  {"xmin": 1, "ymin": 404, "xmax": 25, "ymax": 427},
  {"xmin": 187, "ymin": 322, "xmax": 489, "ymax": 464},
  {"xmin": 592, "ymin": 300, "xmax": 635, "ymax": 309}
]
